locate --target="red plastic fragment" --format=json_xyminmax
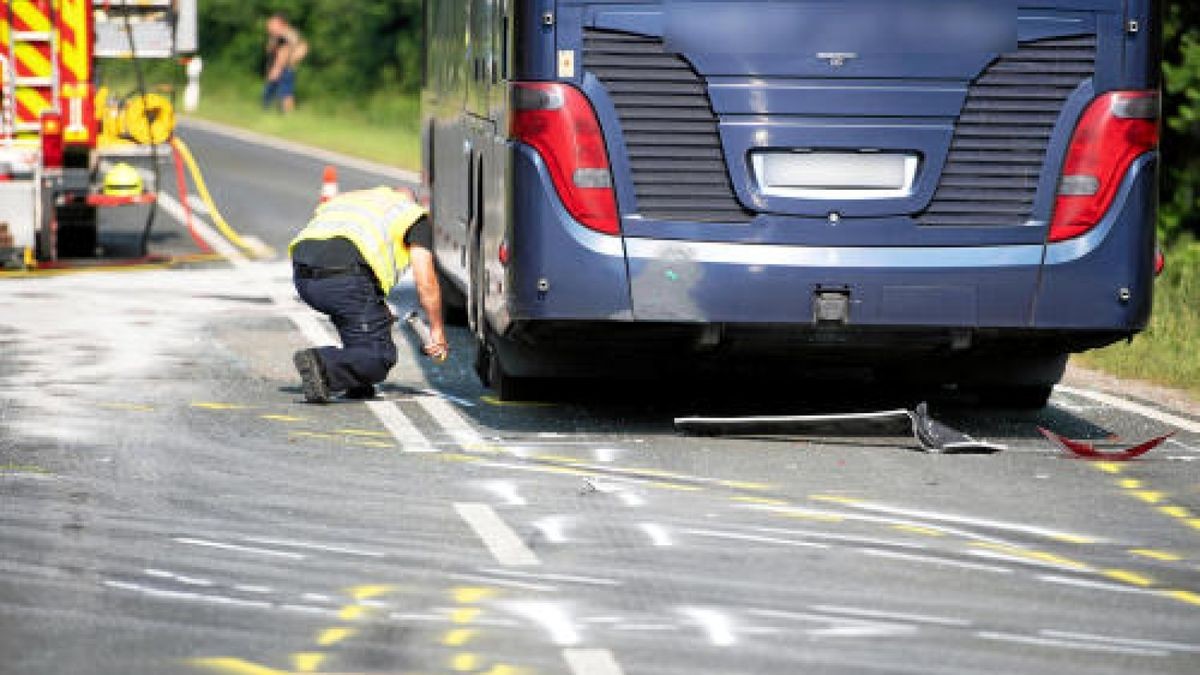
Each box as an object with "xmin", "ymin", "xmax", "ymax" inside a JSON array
[{"xmin": 1037, "ymin": 427, "xmax": 1173, "ymax": 462}]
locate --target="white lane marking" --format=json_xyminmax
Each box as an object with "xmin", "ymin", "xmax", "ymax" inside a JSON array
[
  {"xmin": 479, "ymin": 567, "xmax": 621, "ymax": 587},
  {"xmin": 279, "ymin": 604, "xmax": 340, "ymax": 617},
  {"xmin": 1040, "ymin": 630, "xmax": 1200, "ymax": 653},
  {"xmin": 301, "ymin": 593, "xmax": 333, "ymax": 603},
  {"xmin": 563, "ymin": 648, "xmax": 625, "ymax": 675},
  {"xmin": 415, "ymin": 387, "xmax": 477, "ymax": 408},
  {"xmin": 173, "ymin": 537, "xmax": 305, "ymax": 560},
  {"xmin": 977, "ymin": 631, "xmax": 1168, "ymax": 657},
  {"xmin": 417, "ymin": 395, "xmax": 484, "ymax": 445},
  {"xmin": 810, "ymin": 604, "xmax": 972, "ymax": 628},
  {"xmin": 639, "ymin": 523, "xmax": 674, "ymax": 547},
  {"xmin": 157, "ymin": 191, "xmax": 247, "ymax": 267},
  {"xmin": 179, "ymin": 117, "xmax": 420, "ymax": 184},
  {"xmin": 680, "ymin": 607, "xmax": 738, "ymax": 646},
  {"xmin": 618, "ymin": 492, "xmax": 646, "ymax": 507},
  {"xmin": 1167, "ymin": 438, "xmax": 1200, "ymax": 454},
  {"xmin": 366, "ymin": 400, "xmax": 435, "ymax": 453},
  {"xmin": 454, "ymin": 503, "xmax": 541, "ymax": 566},
  {"xmin": 684, "ymin": 528, "xmax": 830, "ymax": 550},
  {"xmin": 1036, "ymin": 574, "xmax": 1154, "ymax": 595},
  {"xmin": 104, "ymin": 580, "xmax": 273, "ymax": 610},
  {"xmin": 240, "ymin": 536, "xmax": 385, "ymax": 558},
  {"xmin": 612, "ymin": 624, "xmax": 679, "ymax": 632},
  {"xmin": 143, "ymin": 569, "xmax": 215, "ymax": 587},
  {"xmin": 505, "ymin": 601, "xmax": 581, "ymax": 645},
  {"xmin": 824, "ymin": 500, "xmax": 1104, "ymax": 545},
  {"xmin": 1056, "ymin": 385, "xmax": 1200, "ymax": 434},
  {"xmin": 811, "ymin": 624, "xmax": 917, "ymax": 639},
  {"xmin": 860, "ymin": 548, "xmax": 1014, "ymax": 575},
  {"xmin": 532, "ymin": 515, "xmax": 572, "ymax": 543},
  {"xmin": 478, "ymin": 480, "xmax": 528, "ymax": 506},
  {"xmin": 592, "ymin": 448, "xmax": 623, "ymax": 463},
  {"xmin": 443, "ymin": 572, "xmax": 558, "ymax": 593},
  {"xmin": 234, "ymin": 585, "xmax": 273, "ymax": 594},
  {"xmin": 968, "ymin": 549, "xmax": 1087, "ymax": 573},
  {"xmin": 751, "ymin": 525, "xmax": 928, "ymax": 551}
]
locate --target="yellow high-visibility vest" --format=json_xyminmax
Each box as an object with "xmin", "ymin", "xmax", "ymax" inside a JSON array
[{"xmin": 288, "ymin": 187, "xmax": 428, "ymax": 295}]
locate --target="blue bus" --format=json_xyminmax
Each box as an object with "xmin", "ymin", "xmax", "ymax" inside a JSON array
[{"xmin": 422, "ymin": 0, "xmax": 1161, "ymax": 405}]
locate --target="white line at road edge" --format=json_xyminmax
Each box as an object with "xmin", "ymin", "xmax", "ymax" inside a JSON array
[
  {"xmin": 179, "ymin": 116, "xmax": 420, "ymax": 184},
  {"xmin": 1056, "ymin": 385, "xmax": 1200, "ymax": 434},
  {"xmin": 366, "ymin": 400, "xmax": 435, "ymax": 453},
  {"xmin": 563, "ymin": 649, "xmax": 626, "ymax": 675},
  {"xmin": 454, "ymin": 502, "xmax": 541, "ymax": 566}
]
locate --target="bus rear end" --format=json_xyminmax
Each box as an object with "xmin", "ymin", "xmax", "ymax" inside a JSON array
[{"xmin": 459, "ymin": 0, "xmax": 1159, "ymax": 402}]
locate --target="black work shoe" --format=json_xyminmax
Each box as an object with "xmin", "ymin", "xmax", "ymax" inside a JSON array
[
  {"xmin": 293, "ymin": 349, "xmax": 331, "ymax": 404},
  {"xmin": 343, "ymin": 385, "xmax": 378, "ymax": 400}
]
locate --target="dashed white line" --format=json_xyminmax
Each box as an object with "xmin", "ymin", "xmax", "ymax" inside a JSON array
[
  {"xmin": 860, "ymin": 547, "xmax": 1014, "ymax": 575},
  {"xmin": 1040, "ymin": 630, "xmax": 1200, "ymax": 653},
  {"xmin": 1056, "ymin": 385, "xmax": 1200, "ymax": 434},
  {"xmin": 454, "ymin": 502, "xmax": 541, "ymax": 566},
  {"xmin": 680, "ymin": 607, "xmax": 738, "ymax": 647},
  {"xmin": 366, "ymin": 400, "xmax": 435, "ymax": 453},
  {"xmin": 639, "ymin": 523, "xmax": 674, "ymax": 547},
  {"xmin": 173, "ymin": 537, "xmax": 305, "ymax": 560},
  {"xmin": 977, "ymin": 631, "xmax": 1168, "ymax": 657},
  {"xmin": 684, "ymin": 528, "xmax": 830, "ymax": 550},
  {"xmin": 505, "ymin": 601, "xmax": 581, "ymax": 645},
  {"xmin": 417, "ymin": 395, "xmax": 484, "ymax": 445},
  {"xmin": 240, "ymin": 536, "xmax": 385, "ymax": 558},
  {"xmin": 810, "ymin": 604, "xmax": 972, "ymax": 628},
  {"xmin": 563, "ymin": 648, "xmax": 626, "ymax": 675}
]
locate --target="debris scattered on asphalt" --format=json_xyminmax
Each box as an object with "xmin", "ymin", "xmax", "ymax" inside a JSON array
[
  {"xmin": 1037, "ymin": 427, "xmax": 1173, "ymax": 461},
  {"xmin": 675, "ymin": 403, "xmax": 1006, "ymax": 454}
]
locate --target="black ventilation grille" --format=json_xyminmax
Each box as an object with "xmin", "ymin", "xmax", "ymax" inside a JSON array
[
  {"xmin": 919, "ymin": 35, "xmax": 1097, "ymax": 227},
  {"xmin": 583, "ymin": 29, "xmax": 754, "ymax": 223}
]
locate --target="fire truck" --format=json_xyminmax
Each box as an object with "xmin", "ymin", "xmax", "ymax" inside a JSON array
[{"xmin": 0, "ymin": 0, "xmax": 197, "ymax": 266}]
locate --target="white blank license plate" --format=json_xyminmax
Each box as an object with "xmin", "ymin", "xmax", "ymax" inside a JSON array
[{"xmin": 753, "ymin": 152, "xmax": 919, "ymax": 199}]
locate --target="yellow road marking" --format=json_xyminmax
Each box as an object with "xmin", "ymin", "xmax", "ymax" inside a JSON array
[
  {"xmin": 1048, "ymin": 533, "xmax": 1097, "ymax": 545},
  {"xmin": 482, "ymin": 666, "xmax": 524, "ymax": 675},
  {"xmin": 451, "ymin": 653, "xmax": 481, "ymax": 672},
  {"xmin": 649, "ymin": 481, "xmax": 703, "ymax": 492},
  {"xmin": 733, "ymin": 496, "xmax": 790, "ymax": 506},
  {"xmin": 451, "ymin": 607, "xmax": 481, "ymax": 624},
  {"xmin": 1118, "ymin": 478, "xmax": 1144, "ymax": 489},
  {"xmin": 1103, "ymin": 569, "xmax": 1155, "ymax": 587},
  {"xmin": 1129, "ymin": 548, "xmax": 1183, "ymax": 562},
  {"xmin": 338, "ymin": 605, "xmax": 366, "ymax": 621},
  {"xmin": 1093, "ymin": 462, "xmax": 1124, "ymax": 475},
  {"xmin": 809, "ymin": 494, "xmax": 864, "ymax": 505},
  {"xmin": 453, "ymin": 587, "xmax": 496, "ymax": 604},
  {"xmin": 1165, "ymin": 590, "xmax": 1200, "ymax": 606},
  {"xmin": 316, "ymin": 627, "xmax": 356, "ymax": 647},
  {"xmin": 336, "ymin": 428, "xmax": 393, "ymax": 438},
  {"xmin": 186, "ymin": 658, "xmax": 285, "ymax": 675},
  {"xmin": 778, "ymin": 511, "xmax": 845, "ymax": 523},
  {"xmin": 348, "ymin": 584, "xmax": 396, "ymax": 601},
  {"xmin": 191, "ymin": 402, "xmax": 248, "ymax": 411},
  {"xmin": 291, "ymin": 653, "xmax": 326, "ymax": 673},
  {"xmin": 1130, "ymin": 490, "xmax": 1167, "ymax": 504},
  {"xmin": 971, "ymin": 542, "xmax": 1091, "ymax": 571},
  {"xmin": 1158, "ymin": 506, "xmax": 1193, "ymax": 519},
  {"xmin": 261, "ymin": 414, "xmax": 305, "ymax": 423},
  {"xmin": 1186, "ymin": 519, "xmax": 1200, "ymax": 532},
  {"xmin": 892, "ymin": 525, "xmax": 945, "ymax": 537},
  {"xmin": 442, "ymin": 628, "xmax": 477, "ymax": 647},
  {"xmin": 291, "ymin": 431, "xmax": 341, "ymax": 441},
  {"xmin": 719, "ymin": 480, "xmax": 774, "ymax": 491}
]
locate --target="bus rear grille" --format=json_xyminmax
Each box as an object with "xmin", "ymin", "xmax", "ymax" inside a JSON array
[
  {"xmin": 919, "ymin": 35, "xmax": 1097, "ymax": 227},
  {"xmin": 583, "ymin": 29, "xmax": 754, "ymax": 223}
]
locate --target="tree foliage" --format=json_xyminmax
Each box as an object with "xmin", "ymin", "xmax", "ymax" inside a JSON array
[
  {"xmin": 196, "ymin": 0, "xmax": 423, "ymax": 97},
  {"xmin": 1163, "ymin": 0, "xmax": 1200, "ymax": 243}
]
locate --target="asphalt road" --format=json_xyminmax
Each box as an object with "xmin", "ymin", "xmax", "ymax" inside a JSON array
[{"xmin": 1, "ymin": 120, "xmax": 1198, "ymax": 675}]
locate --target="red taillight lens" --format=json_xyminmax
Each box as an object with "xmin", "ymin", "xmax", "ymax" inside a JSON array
[
  {"xmin": 1049, "ymin": 91, "xmax": 1159, "ymax": 242},
  {"xmin": 41, "ymin": 111, "xmax": 64, "ymax": 169},
  {"xmin": 510, "ymin": 82, "xmax": 619, "ymax": 235}
]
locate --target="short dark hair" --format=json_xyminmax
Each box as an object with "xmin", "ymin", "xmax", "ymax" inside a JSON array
[{"xmin": 270, "ymin": 12, "xmax": 289, "ymax": 23}]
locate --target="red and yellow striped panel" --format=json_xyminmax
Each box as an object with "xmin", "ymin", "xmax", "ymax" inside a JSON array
[
  {"xmin": 57, "ymin": 0, "xmax": 90, "ymax": 84},
  {"xmin": 1, "ymin": 1, "xmax": 56, "ymax": 129}
]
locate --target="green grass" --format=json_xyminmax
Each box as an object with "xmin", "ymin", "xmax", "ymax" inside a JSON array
[
  {"xmin": 1076, "ymin": 242, "xmax": 1200, "ymax": 397},
  {"xmin": 188, "ymin": 71, "xmax": 421, "ymax": 170}
]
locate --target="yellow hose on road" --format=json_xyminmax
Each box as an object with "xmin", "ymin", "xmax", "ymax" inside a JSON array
[{"xmin": 171, "ymin": 136, "xmax": 272, "ymax": 259}]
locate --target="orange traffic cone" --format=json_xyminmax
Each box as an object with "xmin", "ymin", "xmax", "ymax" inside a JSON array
[{"xmin": 319, "ymin": 165, "xmax": 339, "ymax": 204}]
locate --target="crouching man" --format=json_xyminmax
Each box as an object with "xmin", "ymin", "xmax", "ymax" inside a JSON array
[{"xmin": 290, "ymin": 187, "xmax": 448, "ymax": 403}]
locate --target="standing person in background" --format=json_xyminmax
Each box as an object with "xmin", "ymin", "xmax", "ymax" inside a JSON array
[{"xmin": 262, "ymin": 12, "xmax": 306, "ymax": 114}]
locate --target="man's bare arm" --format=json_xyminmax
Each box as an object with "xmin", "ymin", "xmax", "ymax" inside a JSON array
[{"xmin": 409, "ymin": 246, "xmax": 449, "ymax": 360}]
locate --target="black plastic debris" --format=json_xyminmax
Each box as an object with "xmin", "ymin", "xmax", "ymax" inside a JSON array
[{"xmin": 675, "ymin": 402, "xmax": 1006, "ymax": 454}]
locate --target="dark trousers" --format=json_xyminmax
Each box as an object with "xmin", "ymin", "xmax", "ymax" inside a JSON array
[{"xmin": 293, "ymin": 268, "xmax": 397, "ymax": 391}]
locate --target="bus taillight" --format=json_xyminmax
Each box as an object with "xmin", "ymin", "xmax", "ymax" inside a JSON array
[
  {"xmin": 510, "ymin": 82, "xmax": 619, "ymax": 235},
  {"xmin": 1050, "ymin": 91, "xmax": 1159, "ymax": 243}
]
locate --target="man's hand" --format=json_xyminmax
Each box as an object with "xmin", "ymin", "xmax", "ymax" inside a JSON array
[{"xmin": 423, "ymin": 329, "xmax": 450, "ymax": 362}]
